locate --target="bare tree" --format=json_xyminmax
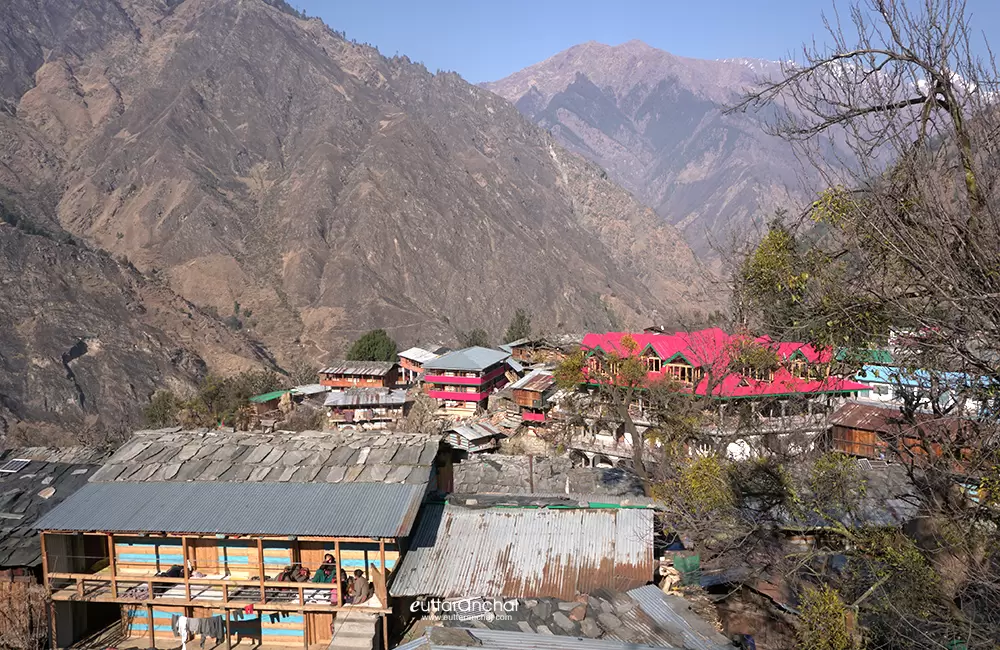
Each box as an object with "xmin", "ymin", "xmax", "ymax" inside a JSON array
[{"xmin": 730, "ymin": 1, "xmax": 1000, "ymax": 646}]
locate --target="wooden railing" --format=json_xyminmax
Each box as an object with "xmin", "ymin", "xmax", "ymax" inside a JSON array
[{"xmin": 45, "ymin": 572, "xmax": 391, "ymax": 613}]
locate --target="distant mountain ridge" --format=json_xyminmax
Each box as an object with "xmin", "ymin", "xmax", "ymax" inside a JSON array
[
  {"xmin": 0, "ymin": 0, "xmax": 718, "ymax": 434},
  {"xmin": 484, "ymin": 40, "xmax": 811, "ymax": 258}
]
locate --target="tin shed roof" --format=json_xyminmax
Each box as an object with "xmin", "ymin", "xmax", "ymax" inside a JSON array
[
  {"xmin": 320, "ymin": 361, "xmax": 397, "ymax": 376},
  {"xmin": 423, "ymin": 347, "xmax": 510, "ymax": 372},
  {"xmin": 390, "ymin": 504, "xmax": 653, "ymax": 600},
  {"xmin": 35, "ymin": 481, "xmax": 425, "ymax": 537},
  {"xmin": 399, "ymin": 347, "xmax": 440, "ymax": 364},
  {"xmin": 509, "ymin": 369, "xmax": 555, "ymax": 392}
]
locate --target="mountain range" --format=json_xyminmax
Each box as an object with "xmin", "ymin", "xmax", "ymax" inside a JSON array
[
  {"xmin": 484, "ymin": 40, "xmax": 812, "ymax": 258},
  {"xmin": 0, "ymin": 0, "xmax": 718, "ymax": 435}
]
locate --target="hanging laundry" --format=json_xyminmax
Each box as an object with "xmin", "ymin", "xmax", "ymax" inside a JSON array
[{"xmin": 177, "ymin": 615, "xmax": 190, "ymax": 650}]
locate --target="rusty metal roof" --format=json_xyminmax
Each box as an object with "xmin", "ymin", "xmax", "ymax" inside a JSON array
[
  {"xmin": 509, "ymin": 369, "xmax": 556, "ymax": 393},
  {"xmin": 829, "ymin": 401, "xmax": 972, "ymax": 439},
  {"xmin": 390, "ymin": 504, "xmax": 653, "ymax": 600},
  {"xmin": 319, "ymin": 360, "xmax": 397, "ymax": 376}
]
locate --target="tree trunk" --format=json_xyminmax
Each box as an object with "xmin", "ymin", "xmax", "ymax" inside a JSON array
[{"xmin": 614, "ymin": 397, "xmax": 650, "ymax": 495}]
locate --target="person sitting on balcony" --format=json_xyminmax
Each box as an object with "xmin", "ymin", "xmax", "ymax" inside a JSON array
[
  {"xmin": 276, "ymin": 564, "xmax": 310, "ymax": 582},
  {"xmin": 311, "ymin": 554, "xmax": 336, "ymax": 583},
  {"xmin": 351, "ymin": 569, "xmax": 371, "ymax": 604}
]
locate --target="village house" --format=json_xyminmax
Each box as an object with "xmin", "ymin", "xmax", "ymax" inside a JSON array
[
  {"xmin": 581, "ymin": 328, "xmax": 868, "ymax": 402},
  {"xmin": 397, "ymin": 348, "xmax": 440, "ymax": 384},
  {"xmin": 35, "ymin": 429, "xmax": 449, "ymax": 650},
  {"xmin": 508, "ymin": 369, "xmax": 557, "ymax": 424},
  {"xmin": 324, "ymin": 388, "xmax": 410, "ymax": 428},
  {"xmin": 422, "ymin": 347, "xmax": 513, "ymax": 416},
  {"xmin": 442, "ymin": 420, "xmax": 503, "ymax": 456},
  {"xmin": 499, "ymin": 336, "xmax": 579, "ymax": 366},
  {"xmin": 828, "ymin": 401, "xmax": 978, "ymax": 473},
  {"xmin": 320, "ymin": 361, "xmax": 399, "ymax": 390}
]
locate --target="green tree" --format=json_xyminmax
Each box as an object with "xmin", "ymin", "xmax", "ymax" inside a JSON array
[
  {"xmin": 503, "ymin": 309, "xmax": 532, "ymax": 343},
  {"xmin": 346, "ymin": 329, "xmax": 398, "ymax": 361},
  {"xmin": 797, "ymin": 584, "xmax": 857, "ymax": 650},
  {"xmin": 144, "ymin": 390, "xmax": 180, "ymax": 427},
  {"xmin": 457, "ymin": 328, "xmax": 490, "ymax": 348}
]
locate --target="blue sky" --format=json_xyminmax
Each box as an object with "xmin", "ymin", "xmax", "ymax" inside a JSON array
[{"xmin": 294, "ymin": 0, "xmax": 1000, "ymax": 83}]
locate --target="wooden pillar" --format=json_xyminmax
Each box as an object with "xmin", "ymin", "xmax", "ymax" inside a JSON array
[
  {"xmin": 41, "ymin": 533, "xmax": 56, "ymax": 650},
  {"xmin": 382, "ymin": 614, "xmax": 389, "ymax": 650},
  {"xmin": 334, "ymin": 540, "xmax": 342, "ymax": 607},
  {"xmin": 301, "ymin": 610, "xmax": 308, "ymax": 650},
  {"xmin": 225, "ymin": 610, "xmax": 232, "ymax": 650},
  {"xmin": 147, "ymin": 603, "xmax": 156, "ymax": 649},
  {"xmin": 257, "ymin": 538, "xmax": 266, "ymax": 603},
  {"xmin": 378, "ymin": 540, "xmax": 386, "ymax": 584},
  {"xmin": 182, "ymin": 536, "xmax": 191, "ymax": 601},
  {"xmin": 108, "ymin": 533, "xmax": 118, "ymax": 598},
  {"xmin": 40, "ymin": 532, "xmax": 50, "ymax": 588}
]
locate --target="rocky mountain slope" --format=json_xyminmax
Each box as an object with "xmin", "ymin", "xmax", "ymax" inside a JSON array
[
  {"xmin": 484, "ymin": 40, "xmax": 811, "ymax": 258},
  {"xmin": 0, "ymin": 0, "xmax": 716, "ymax": 371},
  {"xmin": 0, "ymin": 218, "xmax": 267, "ymax": 439}
]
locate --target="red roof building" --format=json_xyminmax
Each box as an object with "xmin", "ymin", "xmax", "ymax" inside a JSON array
[{"xmin": 581, "ymin": 328, "xmax": 868, "ymax": 400}]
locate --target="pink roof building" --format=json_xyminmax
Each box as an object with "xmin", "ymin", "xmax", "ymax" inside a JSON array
[{"xmin": 580, "ymin": 328, "xmax": 868, "ymax": 400}]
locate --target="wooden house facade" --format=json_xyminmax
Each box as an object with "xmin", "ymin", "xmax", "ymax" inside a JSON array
[
  {"xmin": 829, "ymin": 401, "xmax": 974, "ymax": 471},
  {"xmin": 35, "ymin": 429, "xmax": 447, "ymax": 649},
  {"xmin": 508, "ymin": 370, "xmax": 557, "ymax": 424},
  {"xmin": 319, "ymin": 361, "xmax": 399, "ymax": 390}
]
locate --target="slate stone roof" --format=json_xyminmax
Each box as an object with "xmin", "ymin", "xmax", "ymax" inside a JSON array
[
  {"xmin": 89, "ymin": 429, "xmax": 443, "ymax": 485},
  {"xmin": 453, "ymin": 454, "xmax": 644, "ymax": 497},
  {"xmin": 0, "ymin": 447, "xmax": 109, "ymax": 567},
  {"xmin": 433, "ymin": 586, "xmax": 730, "ymax": 650}
]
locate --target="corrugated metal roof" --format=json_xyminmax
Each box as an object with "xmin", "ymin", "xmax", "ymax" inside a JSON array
[
  {"xmin": 291, "ymin": 384, "xmax": 328, "ymax": 396},
  {"xmin": 397, "ymin": 627, "xmax": 677, "ymax": 650},
  {"xmin": 829, "ymin": 401, "xmax": 971, "ymax": 439},
  {"xmin": 509, "ymin": 370, "xmax": 555, "ymax": 392},
  {"xmin": 249, "ymin": 389, "xmax": 291, "ymax": 403},
  {"xmin": 320, "ymin": 361, "xmax": 397, "ymax": 376},
  {"xmin": 624, "ymin": 585, "xmax": 731, "ymax": 650},
  {"xmin": 324, "ymin": 388, "xmax": 409, "ymax": 407},
  {"xmin": 423, "ymin": 347, "xmax": 510, "ymax": 372},
  {"xmin": 390, "ymin": 504, "xmax": 653, "ymax": 600},
  {"xmin": 399, "ymin": 347, "xmax": 440, "ymax": 364},
  {"xmin": 35, "ymin": 481, "xmax": 426, "ymax": 537},
  {"xmin": 445, "ymin": 420, "xmax": 503, "ymax": 443}
]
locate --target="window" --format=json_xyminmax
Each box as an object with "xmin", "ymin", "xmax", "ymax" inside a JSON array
[
  {"xmin": 666, "ymin": 364, "xmax": 694, "ymax": 384},
  {"xmin": 643, "ymin": 356, "xmax": 662, "ymax": 372},
  {"xmin": 873, "ymin": 384, "xmax": 890, "ymax": 396},
  {"xmin": 740, "ymin": 366, "xmax": 773, "ymax": 382}
]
